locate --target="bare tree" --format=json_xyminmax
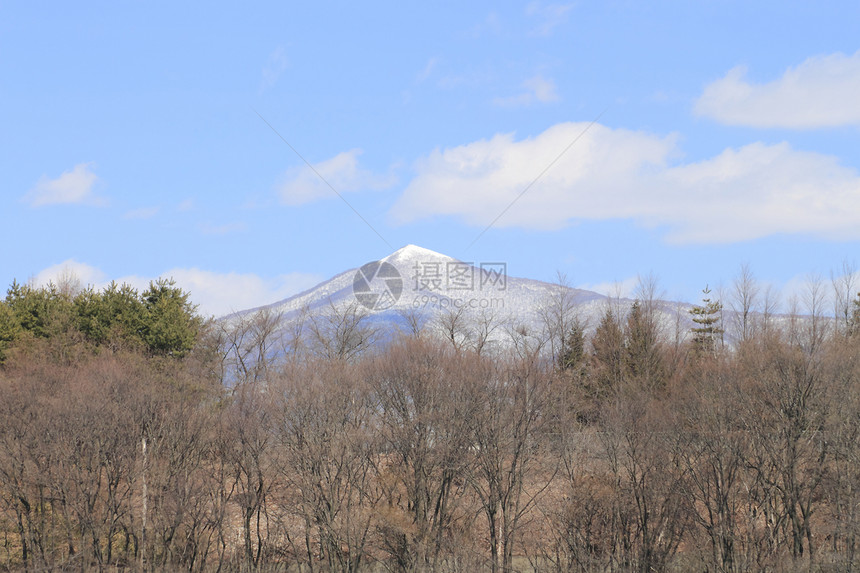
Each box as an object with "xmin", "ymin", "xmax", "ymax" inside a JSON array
[
  {"xmin": 831, "ymin": 260, "xmax": 858, "ymax": 337},
  {"xmin": 675, "ymin": 356, "xmax": 749, "ymax": 572},
  {"xmin": 435, "ymin": 304, "xmax": 470, "ymax": 352},
  {"xmin": 429, "ymin": 304, "xmax": 506, "ymax": 355},
  {"xmin": 397, "ymin": 306, "xmax": 429, "ymax": 339},
  {"xmin": 738, "ymin": 338, "xmax": 830, "ymax": 569},
  {"xmin": 307, "ymin": 300, "xmax": 378, "ymax": 361},
  {"xmin": 470, "ymin": 308, "xmax": 507, "ymax": 356},
  {"xmin": 130, "ymin": 358, "xmax": 225, "ymax": 571},
  {"xmin": 368, "ymin": 338, "xmax": 479, "ymax": 571},
  {"xmin": 217, "ymin": 306, "xmax": 284, "ymax": 384},
  {"xmin": 273, "ymin": 359, "xmax": 381, "ymax": 572},
  {"xmin": 537, "ymin": 273, "xmax": 581, "ymax": 366},
  {"xmin": 467, "ymin": 353, "xmax": 556, "ymax": 573},
  {"xmin": 505, "ymin": 325, "xmax": 534, "ymax": 365},
  {"xmin": 533, "ymin": 409, "xmax": 611, "ymax": 572},
  {"xmin": 760, "ymin": 283, "xmax": 781, "ymax": 336},
  {"xmin": 282, "ymin": 304, "xmax": 311, "ymax": 359},
  {"xmin": 600, "ymin": 391, "xmax": 688, "ymax": 572},
  {"xmin": 823, "ymin": 338, "xmax": 860, "ymax": 571},
  {"xmin": 633, "ymin": 272, "xmax": 666, "ymax": 336},
  {"xmin": 51, "ymin": 267, "xmax": 84, "ymax": 298},
  {"xmin": 0, "ymin": 356, "xmax": 58, "ymax": 569},
  {"xmin": 800, "ymin": 274, "xmax": 830, "ymax": 355},
  {"xmin": 218, "ymin": 381, "xmax": 278, "ymax": 568},
  {"xmin": 730, "ymin": 263, "xmax": 760, "ymax": 344}
]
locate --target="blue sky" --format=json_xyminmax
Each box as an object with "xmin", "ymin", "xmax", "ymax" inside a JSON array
[{"xmin": 3, "ymin": 1, "xmax": 860, "ymax": 316}]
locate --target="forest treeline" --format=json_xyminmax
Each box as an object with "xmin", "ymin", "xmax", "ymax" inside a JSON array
[{"xmin": 2, "ymin": 269, "xmax": 860, "ymax": 572}]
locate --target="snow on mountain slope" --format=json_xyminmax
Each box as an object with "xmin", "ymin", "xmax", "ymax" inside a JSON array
[{"xmin": 221, "ymin": 245, "xmax": 697, "ymax": 352}]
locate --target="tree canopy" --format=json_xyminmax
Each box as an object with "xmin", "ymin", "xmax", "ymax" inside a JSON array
[{"xmin": 0, "ymin": 278, "xmax": 201, "ymax": 363}]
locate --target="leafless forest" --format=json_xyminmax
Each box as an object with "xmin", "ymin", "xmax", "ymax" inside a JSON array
[{"xmin": 2, "ymin": 269, "xmax": 860, "ymax": 572}]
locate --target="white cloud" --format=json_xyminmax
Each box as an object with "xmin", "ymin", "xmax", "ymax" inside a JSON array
[
  {"xmin": 32, "ymin": 260, "xmax": 322, "ymax": 318},
  {"xmin": 658, "ymin": 142, "xmax": 860, "ymax": 243},
  {"xmin": 32, "ymin": 260, "xmax": 106, "ymax": 291},
  {"xmin": 526, "ymin": 1, "xmax": 573, "ymax": 36},
  {"xmin": 120, "ymin": 268, "xmax": 322, "ymax": 318},
  {"xmin": 578, "ymin": 276, "xmax": 639, "ymax": 299},
  {"xmin": 23, "ymin": 162, "xmax": 103, "ymax": 207},
  {"xmin": 278, "ymin": 149, "xmax": 396, "ymax": 205},
  {"xmin": 493, "ymin": 74, "xmax": 559, "ymax": 107},
  {"xmin": 390, "ymin": 121, "xmax": 860, "ymax": 244},
  {"xmin": 695, "ymin": 51, "xmax": 860, "ymax": 128},
  {"xmin": 391, "ymin": 122, "xmax": 675, "ymax": 230}
]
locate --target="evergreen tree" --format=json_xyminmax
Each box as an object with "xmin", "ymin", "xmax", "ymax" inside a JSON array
[
  {"xmin": 0, "ymin": 277, "xmax": 202, "ymax": 363},
  {"xmin": 690, "ymin": 286, "xmax": 723, "ymax": 354},
  {"xmin": 591, "ymin": 306, "xmax": 625, "ymax": 392},
  {"xmin": 0, "ymin": 302, "xmax": 20, "ymax": 362},
  {"xmin": 624, "ymin": 300, "xmax": 665, "ymax": 390},
  {"xmin": 75, "ymin": 282, "xmax": 146, "ymax": 350},
  {"xmin": 4, "ymin": 280, "xmax": 75, "ymax": 340},
  {"xmin": 141, "ymin": 278, "xmax": 201, "ymax": 357},
  {"xmin": 557, "ymin": 319, "xmax": 587, "ymax": 376},
  {"xmin": 105, "ymin": 283, "xmax": 148, "ymax": 343}
]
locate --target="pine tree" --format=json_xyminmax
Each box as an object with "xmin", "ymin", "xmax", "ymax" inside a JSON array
[
  {"xmin": 141, "ymin": 278, "xmax": 201, "ymax": 357},
  {"xmin": 75, "ymin": 282, "xmax": 147, "ymax": 350},
  {"xmin": 690, "ymin": 286, "xmax": 723, "ymax": 354},
  {"xmin": 0, "ymin": 278, "xmax": 202, "ymax": 363},
  {"xmin": 0, "ymin": 302, "xmax": 20, "ymax": 363}
]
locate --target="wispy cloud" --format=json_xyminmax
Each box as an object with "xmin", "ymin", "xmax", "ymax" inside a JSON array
[
  {"xmin": 390, "ymin": 121, "xmax": 860, "ymax": 244},
  {"xmin": 695, "ymin": 50, "xmax": 860, "ymax": 128},
  {"xmin": 469, "ymin": 11, "xmax": 502, "ymax": 38},
  {"xmin": 23, "ymin": 162, "xmax": 104, "ymax": 207},
  {"xmin": 415, "ymin": 57, "xmax": 438, "ymax": 83},
  {"xmin": 278, "ymin": 149, "xmax": 396, "ymax": 206},
  {"xmin": 493, "ymin": 74, "xmax": 560, "ymax": 107},
  {"xmin": 260, "ymin": 46, "xmax": 289, "ymax": 91},
  {"xmin": 526, "ymin": 1, "xmax": 573, "ymax": 36}
]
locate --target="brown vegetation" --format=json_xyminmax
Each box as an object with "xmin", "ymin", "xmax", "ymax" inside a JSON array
[{"xmin": 2, "ymin": 271, "xmax": 860, "ymax": 572}]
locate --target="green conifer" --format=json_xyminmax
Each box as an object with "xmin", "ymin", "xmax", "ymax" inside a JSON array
[{"xmin": 690, "ymin": 286, "xmax": 723, "ymax": 353}]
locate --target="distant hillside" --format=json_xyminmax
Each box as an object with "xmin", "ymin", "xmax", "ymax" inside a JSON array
[{"xmin": 220, "ymin": 245, "xmax": 702, "ymax": 358}]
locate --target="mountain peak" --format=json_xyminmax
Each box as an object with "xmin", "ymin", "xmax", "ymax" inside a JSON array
[{"xmin": 382, "ymin": 244, "xmax": 455, "ymax": 265}]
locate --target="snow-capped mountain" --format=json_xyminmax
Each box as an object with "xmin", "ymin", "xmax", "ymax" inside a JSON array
[{"xmin": 221, "ymin": 245, "xmax": 697, "ymax": 355}]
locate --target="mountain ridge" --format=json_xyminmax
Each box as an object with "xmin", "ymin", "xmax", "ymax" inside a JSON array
[
  {"xmin": 223, "ymin": 244, "xmax": 609, "ymax": 319},
  {"xmin": 220, "ymin": 245, "xmax": 699, "ymax": 356}
]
